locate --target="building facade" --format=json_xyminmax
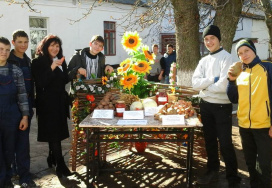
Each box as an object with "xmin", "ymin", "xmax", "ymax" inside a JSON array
[{"xmin": 0, "ymin": 0, "xmax": 151, "ymax": 65}]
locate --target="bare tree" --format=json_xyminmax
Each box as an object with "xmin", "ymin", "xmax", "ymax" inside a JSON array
[
  {"xmin": 213, "ymin": 0, "xmax": 244, "ymax": 52},
  {"xmin": 4, "ymin": 0, "xmax": 40, "ymax": 13},
  {"xmin": 170, "ymin": 0, "xmax": 200, "ymax": 85}
]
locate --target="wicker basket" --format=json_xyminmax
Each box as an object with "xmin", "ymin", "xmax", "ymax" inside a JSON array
[{"xmin": 70, "ymin": 79, "xmax": 106, "ymax": 171}]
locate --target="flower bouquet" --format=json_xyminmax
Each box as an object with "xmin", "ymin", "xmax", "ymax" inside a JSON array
[{"xmin": 117, "ymin": 31, "xmax": 155, "ymax": 99}]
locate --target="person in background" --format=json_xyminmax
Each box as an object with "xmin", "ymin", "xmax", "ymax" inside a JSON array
[
  {"xmin": 8, "ymin": 30, "xmax": 36, "ymax": 188},
  {"xmin": 192, "ymin": 25, "xmax": 240, "ymax": 187},
  {"xmin": 31, "ymin": 35, "xmax": 72, "ymax": 180},
  {"xmin": 0, "ymin": 36, "xmax": 29, "ymax": 188},
  {"xmin": 160, "ymin": 44, "xmax": 176, "ymax": 84},
  {"xmin": 68, "ymin": 35, "xmax": 113, "ymax": 81},
  {"xmin": 159, "ymin": 56, "xmax": 165, "ymax": 83},
  {"xmin": 147, "ymin": 44, "xmax": 162, "ymax": 82},
  {"xmin": 227, "ymin": 39, "xmax": 272, "ymax": 188}
]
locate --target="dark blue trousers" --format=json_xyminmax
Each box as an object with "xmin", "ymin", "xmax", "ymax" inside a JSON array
[
  {"xmin": 239, "ymin": 127, "xmax": 271, "ymax": 188},
  {"xmin": 200, "ymin": 100, "xmax": 238, "ymax": 181},
  {"xmin": 0, "ymin": 125, "xmax": 17, "ymax": 187},
  {"xmin": 14, "ymin": 117, "xmax": 31, "ymax": 184}
]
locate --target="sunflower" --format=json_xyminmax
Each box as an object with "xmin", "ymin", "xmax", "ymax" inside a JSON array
[
  {"xmin": 102, "ymin": 76, "xmax": 108, "ymax": 85},
  {"xmin": 117, "ymin": 58, "xmax": 131, "ymax": 75},
  {"xmin": 131, "ymin": 60, "xmax": 151, "ymax": 74},
  {"xmin": 121, "ymin": 31, "xmax": 142, "ymax": 52},
  {"xmin": 120, "ymin": 74, "xmax": 138, "ymax": 90},
  {"xmin": 142, "ymin": 45, "xmax": 155, "ymax": 64}
]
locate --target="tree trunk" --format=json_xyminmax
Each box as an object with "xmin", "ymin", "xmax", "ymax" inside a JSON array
[
  {"xmin": 170, "ymin": 0, "xmax": 200, "ymax": 86},
  {"xmin": 260, "ymin": 0, "xmax": 272, "ymax": 60},
  {"xmin": 213, "ymin": 0, "xmax": 244, "ymax": 53}
]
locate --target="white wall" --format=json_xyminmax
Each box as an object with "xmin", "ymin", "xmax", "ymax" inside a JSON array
[
  {"xmin": 231, "ymin": 17, "xmax": 270, "ymax": 61},
  {"xmin": 0, "ymin": 0, "xmax": 151, "ymax": 65}
]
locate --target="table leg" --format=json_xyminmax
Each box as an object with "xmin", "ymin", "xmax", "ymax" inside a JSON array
[
  {"xmin": 91, "ymin": 128, "xmax": 97, "ymax": 183},
  {"xmin": 86, "ymin": 128, "xmax": 90, "ymax": 187},
  {"xmin": 186, "ymin": 128, "xmax": 195, "ymax": 188}
]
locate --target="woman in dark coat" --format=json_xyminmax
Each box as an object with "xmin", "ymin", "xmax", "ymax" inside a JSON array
[{"xmin": 32, "ymin": 35, "xmax": 72, "ymax": 178}]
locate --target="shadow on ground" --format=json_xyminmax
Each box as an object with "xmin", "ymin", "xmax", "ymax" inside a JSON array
[{"xmin": 16, "ymin": 109, "xmax": 250, "ymax": 188}]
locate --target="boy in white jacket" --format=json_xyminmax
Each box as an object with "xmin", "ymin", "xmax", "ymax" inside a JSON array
[{"xmin": 192, "ymin": 25, "xmax": 240, "ymax": 187}]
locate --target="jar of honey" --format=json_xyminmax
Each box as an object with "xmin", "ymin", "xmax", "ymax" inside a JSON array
[
  {"xmin": 115, "ymin": 101, "xmax": 126, "ymax": 117},
  {"xmin": 156, "ymin": 89, "xmax": 168, "ymax": 105}
]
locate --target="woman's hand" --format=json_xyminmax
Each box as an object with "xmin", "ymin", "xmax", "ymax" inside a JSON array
[
  {"xmin": 51, "ymin": 57, "xmax": 65, "ymax": 71},
  {"xmin": 19, "ymin": 116, "xmax": 28, "ymax": 131}
]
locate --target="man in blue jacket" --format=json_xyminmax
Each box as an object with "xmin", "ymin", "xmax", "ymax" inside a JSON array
[
  {"xmin": 160, "ymin": 44, "xmax": 176, "ymax": 84},
  {"xmin": 8, "ymin": 30, "xmax": 36, "ymax": 188}
]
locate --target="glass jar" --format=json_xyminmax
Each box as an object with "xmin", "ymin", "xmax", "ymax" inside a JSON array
[
  {"xmin": 156, "ymin": 89, "xmax": 168, "ymax": 105},
  {"xmin": 115, "ymin": 101, "xmax": 126, "ymax": 117}
]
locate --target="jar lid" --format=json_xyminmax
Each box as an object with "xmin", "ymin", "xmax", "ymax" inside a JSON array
[
  {"xmin": 116, "ymin": 100, "xmax": 125, "ymax": 103},
  {"xmin": 158, "ymin": 89, "xmax": 165, "ymax": 92}
]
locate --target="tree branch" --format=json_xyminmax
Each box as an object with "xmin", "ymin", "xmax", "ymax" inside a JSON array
[{"xmin": 4, "ymin": 0, "xmax": 40, "ymax": 13}]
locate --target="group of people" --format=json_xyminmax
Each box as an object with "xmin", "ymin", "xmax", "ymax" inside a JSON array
[
  {"xmin": 0, "ymin": 24, "xmax": 271, "ymax": 188},
  {"xmin": 0, "ymin": 31, "xmax": 113, "ymax": 188},
  {"xmin": 192, "ymin": 25, "xmax": 272, "ymax": 188},
  {"xmin": 146, "ymin": 44, "xmax": 176, "ymax": 84}
]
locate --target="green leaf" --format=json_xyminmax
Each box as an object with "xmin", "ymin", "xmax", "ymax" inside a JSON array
[{"xmin": 91, "ymin": 73, "xmax": 96, "ymax": 79}]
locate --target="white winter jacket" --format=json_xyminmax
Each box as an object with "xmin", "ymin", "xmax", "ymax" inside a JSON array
[{"xmin": 192, "ymin": 49, "xmax": 233, "ymax": 104}]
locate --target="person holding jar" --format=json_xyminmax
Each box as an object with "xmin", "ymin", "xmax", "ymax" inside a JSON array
[{"xmin": 31, "ymin": 35, "xmax": 72, "ymax": 179}]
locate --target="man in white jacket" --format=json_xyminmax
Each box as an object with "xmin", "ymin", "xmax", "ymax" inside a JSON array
[{"xmin": 192, "ymin": 25, "xmax": 240, "ymax": 187}]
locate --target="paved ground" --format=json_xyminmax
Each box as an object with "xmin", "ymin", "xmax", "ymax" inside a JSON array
[{"xmin": 11, "ymin": 109, "xmax": 251, "ymax": 188}]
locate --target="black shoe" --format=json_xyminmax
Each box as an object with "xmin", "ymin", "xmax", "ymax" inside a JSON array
[
  {"xmin": 47, "ymin": 151, "xmax": 56, "ymax": 168},
  {"xmin": 196, "ymin": 170, "xmax": 218, "ymax": 185},
  {"xmin": 56, "ymin": 157, "xmax": 73, "ymax": 178},
  {"xmin": 4, "ymin": 180, "xmax": 14, "ymax": 188}
]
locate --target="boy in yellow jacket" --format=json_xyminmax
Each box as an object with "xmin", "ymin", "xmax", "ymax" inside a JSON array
[{"xmin": 227, "ymin": 39, "xmax": 272, "ymax": 188}]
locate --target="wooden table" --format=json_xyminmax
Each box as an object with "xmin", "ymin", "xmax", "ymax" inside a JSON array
[{"xmin": 79, "ymin": 115, "xmax": 202, "ymax": 188}]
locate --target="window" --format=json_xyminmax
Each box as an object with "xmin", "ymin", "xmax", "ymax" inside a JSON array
[
  {"xmin": 104, "ymin": 21, "xmax": 116, "ymax": 56},
  {"xmin": 29, "ymin": 17, "xmax": 48, "ymax": 58},
  {"xmin": 161, "ymin": 34, "xmax": 176, "ymax": 54}
]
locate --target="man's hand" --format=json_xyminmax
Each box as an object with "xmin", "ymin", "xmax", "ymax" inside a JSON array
[
  {"xmin": 158, "ymin": 74, "xmax": 163, "ymax": 81},
  {"xmin": 19, "ymin": 116, "xmax": 28, "ymax": 131},
  {"xmin": 78, "ymin": 68, "xmax": 87, "ymax": 77},
  {"xmin": 105, "ymin": 65, "xmax": 114, "ymax": 74},
  {"xmin": 214, "ymin": 76, "xmax": 219, "ymax": 83},
  {"xmin": 269, "ymin": 127, "xmax": 272, "ymax": 138}
]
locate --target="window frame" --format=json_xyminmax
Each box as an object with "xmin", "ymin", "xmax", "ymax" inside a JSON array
[
  {"xmin": 29, "ymin": 17, "xmax": 48, "ymax": 58},
  {"xmin": 104, "ymin": 21, "xmax": 116, "ymax": 56}
]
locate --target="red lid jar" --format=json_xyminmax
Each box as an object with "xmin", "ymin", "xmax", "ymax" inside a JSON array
[
  {"xmin": 115, "ymin": 101, "xmax": 126, "ymax": 117},
  {"xmin": 156, "ymin": 89, "xmax": 168, "ymax": 105}
]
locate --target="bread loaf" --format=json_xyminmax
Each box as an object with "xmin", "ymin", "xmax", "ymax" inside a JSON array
[{"xmin": 230, "ymin": 62, "xmax": 242, "ymax": 77}]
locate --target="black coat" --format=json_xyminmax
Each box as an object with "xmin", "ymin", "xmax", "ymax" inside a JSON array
[
  {"xmin": 32, "ymin": 55, "xmax": 70, "ymax": 142},
  {"xmin": 67, "ymin": 47, "xmax": 106, "ymax": 81}
]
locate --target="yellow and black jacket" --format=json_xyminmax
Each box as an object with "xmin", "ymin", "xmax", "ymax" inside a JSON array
[{"xmin": 227, "ymin": 56, "xmax": 272, "ymax": 129}]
